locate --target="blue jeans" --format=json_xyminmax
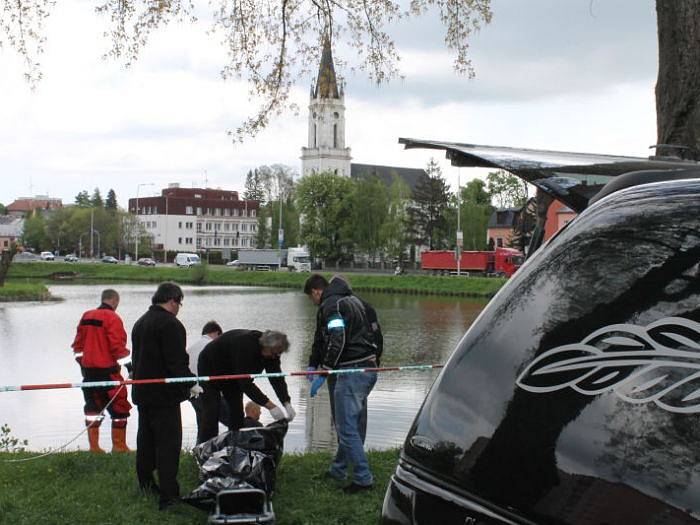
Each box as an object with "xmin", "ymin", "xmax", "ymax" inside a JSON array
[{"xmin": 329, "ymin": 372, "xmax": 378, "ymax": 486}]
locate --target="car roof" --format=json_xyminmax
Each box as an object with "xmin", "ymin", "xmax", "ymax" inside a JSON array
[{"xmin": 399, "ymin": 138, "xmax": 700, "ymax": 212}]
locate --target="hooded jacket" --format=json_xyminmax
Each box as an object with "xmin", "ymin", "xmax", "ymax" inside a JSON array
[{"xmin": 311, "ymin": 277, "xmax": 379, "ymax": 369}]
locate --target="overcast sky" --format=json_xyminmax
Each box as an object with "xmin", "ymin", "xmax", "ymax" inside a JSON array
[{"xmin": 0, "ymin": 0, "xmax": 658, "ymax": 207}]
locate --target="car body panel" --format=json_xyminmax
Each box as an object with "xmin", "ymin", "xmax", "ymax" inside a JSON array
[
  {"xmin": 399, "ymin": 138, "xmax": 699, "ymax": 212},
  {"xmin": 384, "ymin": 178, "xmax": 700, "ymax": 524}
]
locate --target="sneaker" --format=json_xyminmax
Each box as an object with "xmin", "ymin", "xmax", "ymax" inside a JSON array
[{"xmin": 343, "ymin": 482, "xmax": 373, "ymax": 494}]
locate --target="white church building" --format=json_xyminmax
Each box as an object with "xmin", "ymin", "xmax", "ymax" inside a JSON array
[{"xmin": 301, "ymin": 38, "xmax": 425, "ymax": 189}]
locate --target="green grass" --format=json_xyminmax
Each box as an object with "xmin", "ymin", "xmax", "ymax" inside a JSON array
[
  {"xmin": 0, "ymin": 282, "xmax": 52, "ymax": 302},
  {"xmin": 0, "ymin": 449, "xmax": 399, "ymax": 524},
  {"xmin": 7, "ymin": 261, "xmax": 506, "ymax": 298}
]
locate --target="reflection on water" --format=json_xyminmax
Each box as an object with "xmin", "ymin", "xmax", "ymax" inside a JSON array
[{"xmin": 0, "ymin": 284, "xmax": 484, "ymax": 452}]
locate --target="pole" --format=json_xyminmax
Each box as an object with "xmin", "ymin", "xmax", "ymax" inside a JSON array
[
  {"xmin": 90, "ymin": 209, "xmax": 94, "ymax": 259},
  {"xmin": 456, "ymin": 170, "xmax": 461, "ymax": 276},
  {"xmin": 135, "ymin": 182, "xmax": 154, "ymax": 262}
]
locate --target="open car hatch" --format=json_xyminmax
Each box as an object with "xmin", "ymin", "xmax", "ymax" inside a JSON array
[{"xmin": 399, "ymin": 138, "xmax": 699, "ymax": 212}]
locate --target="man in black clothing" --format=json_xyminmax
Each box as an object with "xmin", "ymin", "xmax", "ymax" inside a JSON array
[
  {"xmin": 304, "ymin": 274, "xmax": 383, "ymax": 443},
  {"xmin": 131, "ymin": 282, "xmax": 195, "ymax": 510},
  {"xmin": 197, "ymin": 329, "xmax": 295, "ymax": 443}
]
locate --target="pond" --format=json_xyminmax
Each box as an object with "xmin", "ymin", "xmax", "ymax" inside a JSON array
[{"xmin": 0, "ymin": 284, "xmax": 485, "ymax": 453}]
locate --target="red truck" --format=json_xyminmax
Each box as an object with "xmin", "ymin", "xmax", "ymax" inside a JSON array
[{"xmin": 421, "ymin": 247, "xmax": 524, "ymax": 277}]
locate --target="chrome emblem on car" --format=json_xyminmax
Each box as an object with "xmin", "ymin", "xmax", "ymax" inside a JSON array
[
  {"xmin": 410, "ymin": 435, "xmax": 436, "ymax": 452},
  {"xmin": 516, "ymin": 317, "xmax": 700, "ymax": 414}
]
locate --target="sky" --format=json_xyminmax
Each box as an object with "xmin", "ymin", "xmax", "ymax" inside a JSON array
[{"xmin": 0, "ymin": 0, "xmax": 658, "ymax": 207}]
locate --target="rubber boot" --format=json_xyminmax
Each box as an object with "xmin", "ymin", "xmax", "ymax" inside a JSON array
[
  {"xmin": 111, "ymin": 427, "xmax": 131, "ymax": 453},
  {"xmin": 87, "ymin": 426, "xmax": 106, "ymax": 453}
]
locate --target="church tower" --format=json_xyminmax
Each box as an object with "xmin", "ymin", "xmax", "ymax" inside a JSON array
[{"xmin": 301, "ymin": 36, "xmax": 352, "ymax": 177}]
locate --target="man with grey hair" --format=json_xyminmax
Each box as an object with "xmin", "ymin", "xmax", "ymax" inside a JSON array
[{"xmin": 197, "ymin": 329, "xmax": 295, "ymax": 443}]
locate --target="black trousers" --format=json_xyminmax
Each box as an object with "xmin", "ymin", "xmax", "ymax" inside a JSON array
[
  {"xmin": 198, "ymin": 384, "xmax": 245, "ymax": 443},
  {"xmin": 136, "ymin": 404, "xmax": 182, "ymax": 504}
]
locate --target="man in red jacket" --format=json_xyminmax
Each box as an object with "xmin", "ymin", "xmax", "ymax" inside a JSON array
[{"xmin": 72, "ymin": 288, "xmax": 132, "ymax": 453}]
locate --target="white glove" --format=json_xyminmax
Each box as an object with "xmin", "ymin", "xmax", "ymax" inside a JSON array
[
  {"xmin": 269, "ymin": 405, "xmax": 286, "ymax": 421},
  {"xmin": 283, "ymin": 401, "xmax": 296, "ymax": 422},
  {"xmin": 189, "ymin": 384, "xmax": 204, "ymax": 398}
]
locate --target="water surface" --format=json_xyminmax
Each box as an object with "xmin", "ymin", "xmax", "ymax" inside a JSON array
[{"xmin": 0, "ymin": 284, "xmax": 485, "ymax": 452}]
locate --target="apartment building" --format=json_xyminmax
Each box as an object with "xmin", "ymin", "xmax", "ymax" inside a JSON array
[{"xmin": 127, "ymin": 185, "xmax": 259, "ymax": 258}]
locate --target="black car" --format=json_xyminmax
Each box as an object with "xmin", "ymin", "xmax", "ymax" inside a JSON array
[
  {"xmin": 101, "ymin": 256, "xmax": 118, "ymax": 264},
  {"xmin": 383, "ymin": 140, "xmax": 700, "ymax": 525}
]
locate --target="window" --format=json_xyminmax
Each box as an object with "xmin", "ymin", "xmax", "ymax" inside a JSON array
[
  {"xmin": 186, "ymin": 206, "xmax": 193, "ymax": 215},
  {"xmin": 224, "ymin": 208, "xmax": 230, "ymax": 216},
  {"xmin": 234, "ymin": 223, "xmax": 239, "ymax": 231},
  {"xmin": 215, "ymin": 208, "xmax": 221, "ymax": 216},
  {"xmin": 178, "ymin": 237, "xmax": 182, "ymax": 244},
  {"xmin": 214, "ymin": 238, "xmax": 221, "ymax": 246},
  {"xmin": 251, "ymin": 210, "xmax": 256, "ymax": 217},
  {"xmin": 241, "ymin": 224, "xmax": 247, "ymax": 232},
  {"xmin": 196, "ymin": 207, "xmax": 202, "ymax": 215},
  {"xmin": 197, "ymin": 223, "xmax": 202, "ymax": 232},
  {"xmin": 196, "ymin": 238, "xmax": 202, "ymax": 247},
  {"xmin": 224, "ymin": 238, "xmax": 230, "ymax": 246},
  {"xmin": 497, "ymin": 237, "xmax": 504, "ymax": 247},
  {"xmin": 224, "ymin": 223, "xmax": 230, "ymax": 231},
  {"xmin": 214, "ymin": 223, "xmax": 221, "ymax": 231},
  {"xmin": 206, "ymin": 238, "xmax": 211, "ymax": 246},
  {"xmin": 334, "ymin": 111, "xmax": 339, "ymax": 118},
  {"xmin": 207, "ymin": 208, "xmax": 212, "ymax": 215},
  {"xmin": 313, "ymin": 124, "xmax": 317, "ymax": 148},
  {"xmin": 241, "ymin": 209, "xmax": 247, "ymax": 217},
  {"xmin": 233, "ymin": 208, "xmax": 239, "ymax": 217},
  {"xmin": 186, "ymin": 222, "xmax": 193, "ymax": 229},
  {"xmin": 178, "ymin": 222, "xmax": 182, "ymax": 229},
  {"xmin": 206, "ymin": 223, "xmax": 212, "ymax": 231},
  {"xmin": 252, "ymin": 224, "xmax": 257, "ymax": 232},
  {"xmin": 195, "ymin": 194, "xmax": 202, "ymax": 199},
  {"xmin": 333, "ymin": 123, "xmax": 337, "ymax": 148}
]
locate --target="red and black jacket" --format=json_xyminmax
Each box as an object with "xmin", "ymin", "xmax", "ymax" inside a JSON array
[{"xmin": 72, "ymin": 303, "xmax": 129, "ymax": 372}]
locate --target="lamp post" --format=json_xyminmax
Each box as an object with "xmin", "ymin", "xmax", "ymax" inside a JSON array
[
  {"xmin": 135, "ymin": 183, "xmax": 154, "ymax": 262},
  {"xmin": 456, "ymin": 169, "xmax": 462, "ymax": 276}
]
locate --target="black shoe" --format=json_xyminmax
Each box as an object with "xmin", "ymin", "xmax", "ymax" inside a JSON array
[
  {"xmin": 159, "ymin": 498, "xmax": 179, "ymax": 511},
  {"xmin": 343, "ymin": 482, "xmax": 373, "ymax": 494},
  {"xmin": 314, "ymin": 470, "xmax": 345, "ymax": 482}
]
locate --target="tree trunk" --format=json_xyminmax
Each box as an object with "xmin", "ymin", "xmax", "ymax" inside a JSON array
[
  {"xmin": 0, "ymin": 244, "xmax": 17, "ymax": 287},
  {"xmin": 655, "ymin": 1, "xmax": 700, "ymax": 159}
]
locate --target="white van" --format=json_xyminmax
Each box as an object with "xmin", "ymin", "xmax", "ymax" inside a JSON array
[{"xmin": 174, "ymin": 253, "xmax": 201, "ymax": 268}]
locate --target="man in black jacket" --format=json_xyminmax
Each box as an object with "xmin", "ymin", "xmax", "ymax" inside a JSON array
[
  {"xmin": 305, "ymin": 274, "xmax": 383, "ymax": 443},
  {"xmin": 304, "ymin": 274, "xmax": 380, "ymax": 493},
  {"xmin": 197, "ymin": 329, "xmax": 294, "ymax": 443},
  {"xmin": 131, "ymin": 282, "xmax": 195, "ymax": 510}
]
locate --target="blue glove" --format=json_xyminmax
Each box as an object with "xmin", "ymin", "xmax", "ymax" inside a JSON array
[
  {"xmin": 306, "ymin": 366, "xmax": 316, "ymax": 383},
  {"xmin": 310, "ymin": 376, "xmax": 327, "ymax": 397}
]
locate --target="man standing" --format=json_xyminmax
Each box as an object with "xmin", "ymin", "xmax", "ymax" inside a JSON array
[
  {"xmin": 304, "ymin": 274, "xmax": 380, "ymax": 493},
  {"xmin": 305, "ymin": 275, "xmax": 383, "ymax": 445},
  {"xmin": 186, "ymin": 320, "xmax": 225, "ymax": 440},
  {"xmin": 72, "ymin": 288, "xmax": 132, "ymax": 453},
  {"xmin": 197, "ymin": 329, "xmax": 295, "ymax": 443},
  {"xmin": 131, "ymin": 282, "xmax": 195, "ymax": 510}
]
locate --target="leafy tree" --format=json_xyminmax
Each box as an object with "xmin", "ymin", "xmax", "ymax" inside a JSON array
[
  {"xmin": 90, "ymin": 188, "xmax": 104, "ymax": 208},
  {"xmin": 105, "ymin": 189, "xmax": 118, "ymax": 211},
  {"xmin": 21, "ymin": 211, "xmax": 48, "ymax": 251},
  {"xmin": 486, "ymin": 170, "xmax": 528, "ymax": 209},
  {"xmin": 350, "ymin": 173, "xmax": 389, "ymax": 261},
  {"xmin": 381, "ymin": 175, "xmax": 412, "ymax": 263},
  {"xmin": 244, "ymin": 169, "xmax": 266, "ymax": 202},
  {"xmin": 459, "ymin": 179, "xmax": 494, "ymax": 251},
  {"xmin": 74, "ymin": 190, "xmax": 91, "ymax": 208},
  {"xmin": 0, "ymin": 2, "xmax": 492, "ymax": 140},
  {"xmin": 0, "ymin": 203, "xmax": 6, "ymax": 215},
  {"xmin": 296, "ymin": 171, "xmax": 354, "ymax": 263},
  {"xmin": 407, "ymin": 159, "xmax": 451, "ymax": 250}
]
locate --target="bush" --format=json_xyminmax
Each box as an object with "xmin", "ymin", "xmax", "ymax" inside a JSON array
[{"xmin": 0, "ymin": 424, "xmax": 28, "ymax": 453}]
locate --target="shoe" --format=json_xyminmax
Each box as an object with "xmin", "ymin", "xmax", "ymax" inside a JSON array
[
  {"xmin": 159, "ymin": 498, "xmax": 179, "ymax": 511},
  {"xmin": 343, "ymin": 482, "xmax": 373, "ymax": 494},
  {"xmin": 314, "ymin": 470, "xmax": 345, "ymax": 482}
]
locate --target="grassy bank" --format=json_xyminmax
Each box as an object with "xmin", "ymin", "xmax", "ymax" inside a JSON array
[
  {"xmin": 0, "ymin": 449, "xmax": 399, "ymax": 524},
  {"xmin": 7, "ymin": 262, "xmax": 506, "ymax": 298},
  {"xmin": 0, "ymin": 282, "xmax": 53, "ymax": 302}
]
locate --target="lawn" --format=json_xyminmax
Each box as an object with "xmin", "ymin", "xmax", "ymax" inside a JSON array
[
  {"xmin": 0, "ymin": 449, "xmax": 399, "ymax": 524},
  {"xmin": 0, "ymin": 282, "xmax": 53, "ymax": 302},
  {"xmin": 7, "ymin": 261, "xmax": 506, "ymax": 298}
]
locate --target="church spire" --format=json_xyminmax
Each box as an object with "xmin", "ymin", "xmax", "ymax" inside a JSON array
[{"xmin": 314, "ymin": 35, "xmax": 340, "ymax": 99}]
